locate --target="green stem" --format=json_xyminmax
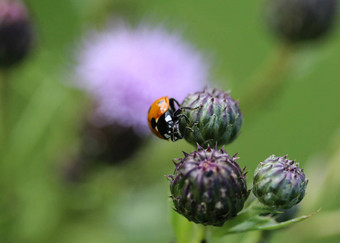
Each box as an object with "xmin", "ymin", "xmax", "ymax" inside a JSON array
[
  {"xmin": 256, "ymin": 231, "xmax": 272, "ymax": 243},
  {"xmin": 0, "ymin": 70, "xmax": 9, "ymax": 152},
  {"xmin": 240, "ymin": 43, "xmax": 296, "ymax": 115},
  {"xmin": 241, "ymin": 231, "xmax": 265, "ymax": 243},
  {"xmin": 192, "ymin": 224, "xmax": 208, "ymax": 243}
]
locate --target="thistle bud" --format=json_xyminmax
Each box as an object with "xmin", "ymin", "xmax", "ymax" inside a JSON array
[
  {"xmin": 253, "ymin": 155, "xmax": 308, "ymax": 209},
  {"xmin": 62, "ymin": 120, "xmax": 145, "ymax": 182},
  {"xmin": 266, "ymin": 0, "xmax": 338, "ymax": 43},
  {"xmin": 0, "ymin": 0, "xmax": 33, "ymax": 68},
  {"xmin": 80, "ymin": 122, "xmax": 144, "ymax": 164},
  {"xmin": 179, "ymin": 88, "xmax": 243, "ymax": 148},
  {"xmin": 169, "ymin": 145, "xmax": 249, "ymax": 226}
]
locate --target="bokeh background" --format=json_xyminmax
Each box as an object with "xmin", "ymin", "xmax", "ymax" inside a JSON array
[{"xmin": 1, "ymin": 0, "xmax": 340, "ymax": 242}]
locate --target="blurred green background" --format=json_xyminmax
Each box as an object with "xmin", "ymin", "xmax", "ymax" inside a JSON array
[{"xmin": 1, "ymin": 0, "xmax": 340, "ymax": 242}]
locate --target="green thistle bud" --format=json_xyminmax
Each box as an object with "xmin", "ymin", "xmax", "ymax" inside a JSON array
[
  {"xmin": 266, "ymin": 0, "xmax": 338, "ymax": 43},
  {"xmin": 169, "ymin": 145, "xmax": 249, "ymax": 226},
  {"xmin": 253, "ymin": 155, "xmax": 308, "ymax": 209},
  {"xmin": 179, "ymin": 88, "xmax": 243, "ymax": 148}
]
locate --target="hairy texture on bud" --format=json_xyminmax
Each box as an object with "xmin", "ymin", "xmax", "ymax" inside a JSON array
[
  {"xmin": 179, "ymin": 88, "xmax": 243, "ymax": 148},
  {"xmin": 169, "ymin": 145, "xmax": 249, "ymax": 226},
  {"xmin": 0, "ymin": 0, "xmax": 33, "ymax": 68},
  {"xmin": 253, "ymin": 155, "xmax": 308, "ymax": 209},
  {"xmin": 266, "ymin": 0, "xmax": 338, "ymax": 43}
]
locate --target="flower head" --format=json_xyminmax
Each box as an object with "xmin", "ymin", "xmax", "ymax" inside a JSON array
[
  {"xmin": 266, "ymin": 0, "xmax": 338, "ymax": 43},
  {"xmin": 179, "ymin": 88, "xmax": 243, "ymax": 148},
  {"xmin": 75, "ymin": 21, "xmax": 209, "ymax": 134},
  {"xmin": 253, "ymin": 155, "xmax": 308, "ymax": 209},
  {"xmin": 62, "ymin": 122, "xmax": 144, "ymax": 182},
  {"xmin": 0, "ymin": 0, "xmax": 33, "ymax": 68},
  {"xmin": 169, "ymin": 145, "xmax": 249, "ymax": 226}
]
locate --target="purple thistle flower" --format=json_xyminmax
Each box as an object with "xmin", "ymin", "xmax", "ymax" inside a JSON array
[{"xmin": 75, "ymin": 21, "xmax": 210, "ymax": 135}]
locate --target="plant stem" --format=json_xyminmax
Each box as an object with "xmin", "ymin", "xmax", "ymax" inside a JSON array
[
  {"xmin": 256, "ymin": 231, "xmax": 272, "ymax": 243},
  {"xmin": 240, "ymin": 43, "xmax": 296, "ymax": 115},
  {"xmin": 0, "ymin": 70, "xmax": 9, "ymax": 152},
  {"xmin": 193, "ymin": 224, "xmax": 208, "ymax": 243}
]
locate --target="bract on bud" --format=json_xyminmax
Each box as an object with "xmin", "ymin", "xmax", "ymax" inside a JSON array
[
  {"xmin": 179, "ymin": 88, "xmax": 243, "ymax": 148},
  {"xmin": 0, "ymin": 0, "xmax": 33, "ymax": 68},
  {"xmin": 266, "ymin": 0, "xmax": 338, "ymax": 43},
  {"xmin": 253, "ymin": 155, "xmax": 308, "ymax": 209},
  {"xmin": 169, "ymin": 145, "xmax": 249, "ymax": 226}
]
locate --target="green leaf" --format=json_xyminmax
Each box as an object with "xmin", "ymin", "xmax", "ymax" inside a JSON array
[
  {"xmin": 219, "ymin": 198, "xmax": 279, "ymax": 232},
  {"xmin": 171, "ymin": 209, "xmax": 194, "ymax": 243},
  {"xmin": 170, "ymin": 209, "xmax": 208, "ymax": 243},
  {"xmin": 216, "ymin": 210, "xmax": 319, "ymax": 236}
]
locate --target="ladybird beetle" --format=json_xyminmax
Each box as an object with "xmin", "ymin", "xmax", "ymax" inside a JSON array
[{"xmin": 148, "ymin": 96, "xmax": 196, "ymax": 142}]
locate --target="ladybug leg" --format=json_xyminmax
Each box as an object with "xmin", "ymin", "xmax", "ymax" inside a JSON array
[
  {"xmin": 174, "ymin": 119, "xmax": 198, "ymax": 140},
  {"xmin": 173, "ymin": 125, "xmax": 178, "ymax": 141},
  {"xmin": 173, "ymin": 113, "xmax": 199, "ymax": 139},
  {"xmin": 171, "ymin": 123, "xmax": 182, "ymax": 142},
  {"xmin": 173, "ymin": 108, "xmax": 187, "ymax": 118},
  {"xmin": 175, "ymin": 113, "xmax": 199, "ymax": 130},
  {"xmin": 174, "ymin": 113, "xmax": 190, "ymax": 123},
  {"xmin": 183, "ymin": 121, "xmax": 199, "ymax": 133},
  {"xmin": 170, "ymin": 133, "xmax": 175, "ymax": 142},
  {"xmin": 170, "ymin": 98, "xmax": 202, "ymax": 112},
  {"xmin": 174, "ymin": 132, "xmax": 183, "ymax": 141},
  {"xmin": 173, "ymin": 105, "xmax": 202, "ymax": 118},
  {"xmin": 169, "ymin": 98, "xmax": 181, "ymax": 111},
  {"xmin": 176, "ymin": 105, "xmax": 202, "ymax": 115}
]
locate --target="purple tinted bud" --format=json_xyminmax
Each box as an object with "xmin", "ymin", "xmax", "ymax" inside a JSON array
[
  {"xmin": 266, "ymin": 0, "xmax": 338, "ymax": 43},
  {"xmin": 169, "ymin": 145, "xmax": 249, "ymax": 226},
  {"xmin": 62, "ymin": 121, "xmax": 145, "ymax": 182},
  {"xmin": 80, "ymin": 121, "xmax": 144, "ymax": 164},
  {"xmin": 0, "ymin": 0, "xmax": 33, "ymax": 68}
]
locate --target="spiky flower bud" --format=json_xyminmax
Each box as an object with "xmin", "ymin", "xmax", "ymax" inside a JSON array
[
  {"xmin": 266, "ymin": 0, "xmax": 338, "ymax": 43},
  {"xmin": 0, "ymin": 0, "xmax": 33, "ymax": 68},
  {"xmin": 179, "ymin": 88, "xmax": 243, "ymax": 148},
  {"xmin": 169, "ymin": 145, "xmax": 249, "ymax": 226},
  {"xmin": 253, "ymin": 155, "xmax": 308, "ymax": 209}
]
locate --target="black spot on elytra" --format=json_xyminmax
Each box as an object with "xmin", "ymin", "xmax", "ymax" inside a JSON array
[{"xmin": 151, "ymin": 118, "xmax": 157, "ymax": 129}]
